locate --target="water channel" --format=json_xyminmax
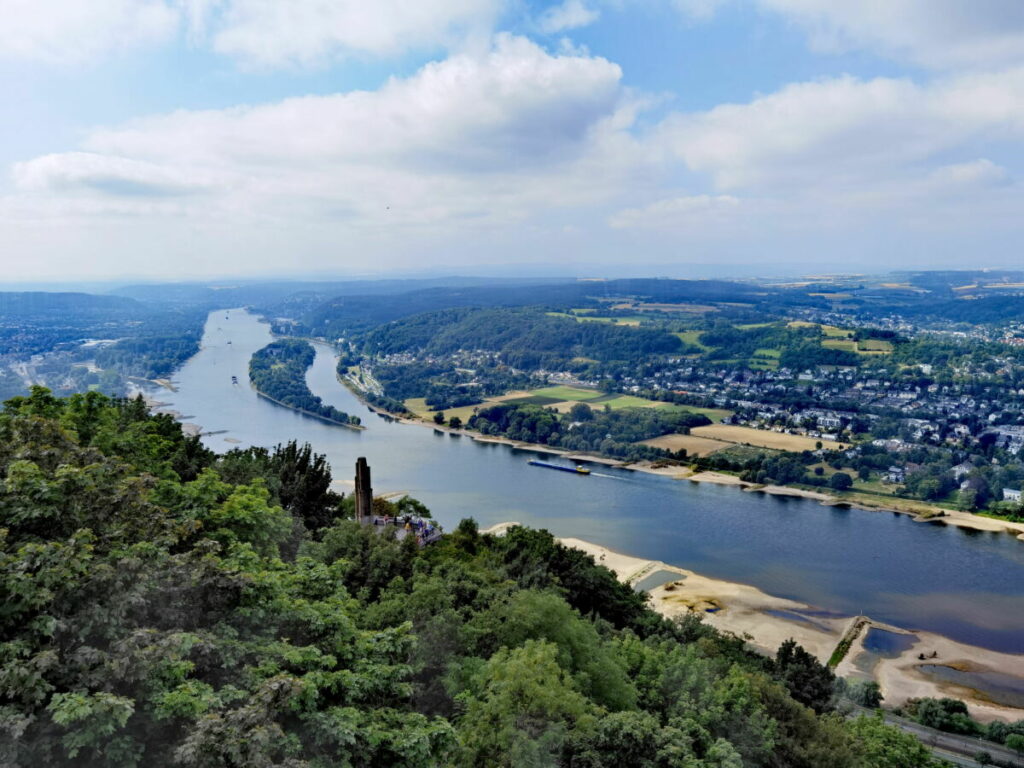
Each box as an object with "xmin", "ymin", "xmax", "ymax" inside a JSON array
[{"xmin": 142, "ymin": 309, "xmax": 1024, "ymax": 654}]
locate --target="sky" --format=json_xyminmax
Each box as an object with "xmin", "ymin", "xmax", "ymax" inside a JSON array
[{"xmin": 2, "ymin": 0, "xmax": 1024, "ymax": 283}]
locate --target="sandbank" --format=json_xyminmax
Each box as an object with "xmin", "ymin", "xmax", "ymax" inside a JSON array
[{"xmin": 558, "ymin": 533, "xmax": 1024, "ymax": 723}]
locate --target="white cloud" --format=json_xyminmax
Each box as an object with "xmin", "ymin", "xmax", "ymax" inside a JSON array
[
  {"xmin": 929, "ymin": 159, "xmax": 1011, "ymax": 190},
  {"xmin": 765, "ymin": 0, "xmax": 1024, "ymax": 70},
  {"xmin": 13, "ymin": 152, "xmax": 219, "ymax": 197},
  {"xmin": 658, "ymin": 69, "xmax": 1024, "ymax": 192},
  {"xmin": 210, "ymin": 0, "xmax": 503, "ymax": 68},
  {"xmin": 0, "ymin": 0, "xmax": 502, "ymax": 68},
  {"xmin": 11, "ymin": 36, "xmax": 639, "ymax": 232},
  {"xmin": 699, "ymin": 0, "xmax": 1024, "ymax": 70},
  {"xmin": 672, "ymin": 0, "xmax": 726, "ymax": 22},
  {"xmin": 79, "ymin": 35, "xmax": 623, "ymax": 172},
  {"xmin": 609, "ymin": 194, "xmax": 738, "ymax": 228},
  {"xmin": 0, "ymin": 0, "xmax": 179, "ymax": 64},
  {"xmin": 537, "ymin": 0, "xmax": 599, "ymax": 34}
]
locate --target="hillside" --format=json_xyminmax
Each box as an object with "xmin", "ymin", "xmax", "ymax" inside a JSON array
[
  {"xmin": 362, "ymin": 307, "xmax": 686, "ymax": 367},
  {"xmin": 0, "ymin": 387, "xmax": 949, "ymax": 767}
]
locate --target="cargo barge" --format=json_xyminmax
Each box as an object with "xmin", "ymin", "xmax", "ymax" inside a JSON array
[{"xmin": 528, "ymin": 459, "xmax": 590, "ymax": 475}]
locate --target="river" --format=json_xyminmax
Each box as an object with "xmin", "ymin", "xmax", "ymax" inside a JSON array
[{"xmin": 143, "ymin": 309, "xmax": 1024, "ymax": 654}]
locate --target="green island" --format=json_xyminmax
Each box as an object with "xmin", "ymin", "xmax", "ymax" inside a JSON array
[
  {"xmin": 0, "ymin": 387, "xmax": 989, "ymax": 767},
  {"xmin": 249, "ymin": 338, "xmax": 362, "ymax": 428}
]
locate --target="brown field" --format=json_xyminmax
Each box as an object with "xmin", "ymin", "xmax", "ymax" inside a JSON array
[
  {"xmin": 690, "ymin": 425, "xmax": 845, "ymax": 452},
  {"xmin": 640, "ymin": 434, "xmax": 732, "ymax": 457}
]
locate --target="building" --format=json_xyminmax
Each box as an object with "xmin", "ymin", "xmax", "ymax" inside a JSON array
[
  {"xmin": 355, "ymin": 457, "xmax": 372, "ymax": 521},
  {"xmin": 1004, "ymin": 488, "xmax": 1022, "ymax": 503}
]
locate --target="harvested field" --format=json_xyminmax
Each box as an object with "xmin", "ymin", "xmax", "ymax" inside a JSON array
[
  {"xmin": 690, "ymin": 425, "xmax": 845, "ymax": 452},
  {"xmin": 640, "ymin": 434, "xmax": 732, "ymax": 457}
]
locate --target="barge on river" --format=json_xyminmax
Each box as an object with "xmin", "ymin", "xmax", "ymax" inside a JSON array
[{"xmin": 528, "ymin": 459, "xmax": 590, "ymax": 475}]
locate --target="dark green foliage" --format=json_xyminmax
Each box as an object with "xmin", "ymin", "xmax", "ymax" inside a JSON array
[
  {"xmin": 0, "ymin": 390, "xmax": 945, "ymax": 767},
  {"xmin": 94, "ymin": 333, "xmax": 201, "ymax": 379},
  {"xmin": 830, "ymin": 472, "xmax": 854, "ymax": 491},
  {"xmin": 218, "ymin": 440, "xmax": 344, "ymax": 533},
  {"xmin": 468, "ymin": 402, "xmax": 710, "ymax": 461},
  {"xmin": 249, "ymin": 338, "xmax": 359, "ymax": 426},
  {"xmin": 774, "ymin": 639, "xmax": 836, "ymax": 714},
  {"xmin": 904, "ymin": 697, "xmax": 983, "ymax": 736},
  {"xmin": 362, "ymin": 308, "xmax": 683, "ymax": 368}
]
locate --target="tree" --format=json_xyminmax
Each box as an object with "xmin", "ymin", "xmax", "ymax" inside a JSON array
[
  {"xmin": 434, "ymin": 411, "xmax": 445, "ymax": 425},
  {"xmin": 845, "ymin": 679, "xmax": 883, "ymax": 708},
  {"xmin": 775, "ymin": 639, "xmax": 835, "ymax": 714},
  {"xmin": 449, "ymin": 416, "xmax": 462, "ymax": 429},
  {"xmin": 830, "ymin": 472, "xmax": 853, "ymax": 491},
  {"xmin": 1007, "ymin": 733, "xmax": 1024, "ymax": 755}
]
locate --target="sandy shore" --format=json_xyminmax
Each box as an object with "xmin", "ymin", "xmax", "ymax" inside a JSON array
[
  {"xmin": 552, "ymin": 532, "xmax": 1024, "ymax": 723},
  {"xmin": 747, "ymin": 484, "xmax": 835, "ymax": 501},
  {"xmin": 837, "ymin": 625, "xmax": 1024, "ymax": 723},
  {"xmin": 687, "ymin": 470, "xmax": 754, "ymax": 487}
]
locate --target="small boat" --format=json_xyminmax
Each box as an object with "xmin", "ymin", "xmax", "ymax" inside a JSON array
[
  {"xmin": 231, "ymin": 375, "xmax": 238, "ymax": 385},
  {"xmin": 528, "ymin": 459, "xmax": 590, "ymax": 475}
]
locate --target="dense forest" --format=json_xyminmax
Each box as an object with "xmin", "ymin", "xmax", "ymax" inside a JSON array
[
  {"xmin": 361, "ymin": 308, "xmax": 688, "ymax": 369},
  {"xmin": 0, "ymin": 388, "xmax": 950, "ymax": 766},
  {"xmin": 249, "ymin": 339, "xmax": 360, "ymax": 426},
  {"xmin": 467, "ymin": 402, "xmax": 712, "ymax": 461}
]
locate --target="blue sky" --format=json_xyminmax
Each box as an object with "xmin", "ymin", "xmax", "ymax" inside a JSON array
[{"xmin": 2, "ymin": 0, "xmax": 1024, "ymax": 282}]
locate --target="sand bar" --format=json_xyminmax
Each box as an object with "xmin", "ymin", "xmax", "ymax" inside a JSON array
[{"xmin": 555, "ymin": 532, "xmax": 1024, "ymax": 723}]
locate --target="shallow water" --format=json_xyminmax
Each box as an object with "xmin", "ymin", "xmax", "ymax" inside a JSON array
[
  {"xmin": 143, "ymin": 309, "xmax": 1024, "ymax": 654},
  {"xmin": 862, "ymin": 627, "xmax": 919, "ymax": 658},
  {"xmin": 632, "ymin": 569, "xmax": 684, "ymax": 593},
  {"xmin": 918, "ymin": 665, "xmax": 1024, "ymax": 709}
]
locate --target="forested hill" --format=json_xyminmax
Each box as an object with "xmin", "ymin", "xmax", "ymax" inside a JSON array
[
  {"xmin": 0, "ymin": 387, "xmax": 944, "ymax": 767},
  {"xmin": 0, "ymin": 291, "xmax": 144, "ymax": 320},
  {"xmin": 361, "ymin": 307, "xmax": 686, "ymax": 367},
  {"xmin": 304, "ymin": 278, "xmax": 780, "ymax": 337}
]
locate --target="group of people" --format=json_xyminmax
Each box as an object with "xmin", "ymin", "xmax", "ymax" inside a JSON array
[{"xmin": 370, "ymin": 514, "xmax": 442, "ymax": 545}]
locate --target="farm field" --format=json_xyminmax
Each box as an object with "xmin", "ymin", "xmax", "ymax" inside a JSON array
[
  {"xmin": 403, "ymin": 398, "xmax": 482, "ymax": 423},
  {"xmin": 545, "ymin": 312, "xmax": 643, "ymax": 326},
  {"xmin": 787, "ymin": 321, "xmax": 852, "ymax": 338},
  {"xmin": 639, "ymin": 433, "xmax": 732, "ymax": 457},
  {"xmin": 405, "ymin": 385, "xmax": 733, "ymax": 424},
  {"xmin": 690, "ymin": 424, "xmax": 845, "ymax": 452},
  {"xmin": 822, "ymin": 338, "xmax": 893, "ymax": 355}
]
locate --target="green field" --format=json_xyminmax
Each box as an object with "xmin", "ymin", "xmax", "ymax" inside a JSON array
[
  {"xmin": 675, "ymin": 330, "xmax": 711, "ymax": 351},
  {"xmin": 407, "ymin": 385, "xmax": 733, "ymax": 425},
  {"xmin": 528, "ymin": 385, "xmax": 605, "ymax": 401},
  {"xmin": 788, "ymin": 321, "xmax": 852, "ymax": 338},
  {"xmin": 546, "ymin": 312, "xmax": 644, "ymax": 326}
]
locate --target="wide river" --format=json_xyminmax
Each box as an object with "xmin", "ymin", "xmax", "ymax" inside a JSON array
[{"xmin": 146, "ymin": 309, "xmax": 1024, "ymax": 653}]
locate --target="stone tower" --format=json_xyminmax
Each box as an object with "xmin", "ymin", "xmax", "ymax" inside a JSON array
[{"xmin": 354, "ymin": 457, "xmax": 372, "ymax": 521}]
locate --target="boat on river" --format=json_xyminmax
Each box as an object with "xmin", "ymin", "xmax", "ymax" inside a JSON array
[{"xmin": 528, "ymin": 459, "xmax": 590, "ymax": 475}]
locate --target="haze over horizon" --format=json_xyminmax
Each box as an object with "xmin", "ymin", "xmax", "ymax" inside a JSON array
[{"xmin": 3, "ymin": 0, "xmax": 1024, "ymax": 281}]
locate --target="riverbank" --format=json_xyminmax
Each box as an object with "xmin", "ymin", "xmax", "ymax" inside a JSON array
[
  {"xmin": 253, "ymin": 389, "xmax": 365, "ymax": 431},
  {"xmin": 538, "ymin": 530, "xmax": 1024, "ymax": 723},
  {"xmin": 341, "ymin": 370, "xmax": 1024, "ymax": 542}
]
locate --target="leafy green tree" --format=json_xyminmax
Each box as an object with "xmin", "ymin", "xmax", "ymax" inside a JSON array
[
  {"xmin": 829, "ymin": 472, "xmax": 854, "ymax": 491},
  {"xmin": 456, "ymin": 640, "xmax": 596, "ymax": 768},
  {"xmin": 775, "ymin": 639, "xmax": 835, "ymax": 714}
]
